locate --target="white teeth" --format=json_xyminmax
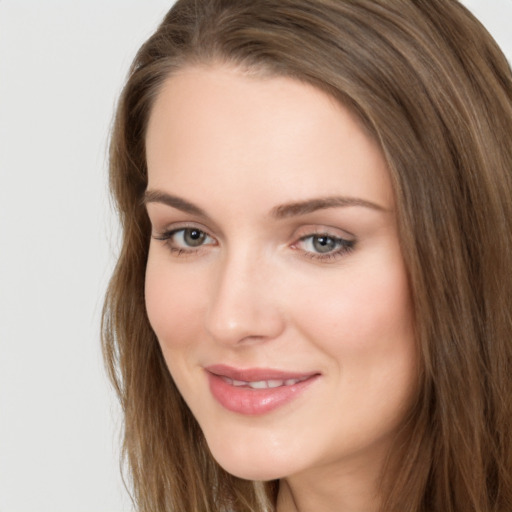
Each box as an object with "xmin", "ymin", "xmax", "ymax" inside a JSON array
[
  {"xmin": 222, "ymin": 376, "xmax": 310, "ymax": 388},
  {"xmin": 248, "ymin": 380, "xmax": 268, "ymax": 389}
]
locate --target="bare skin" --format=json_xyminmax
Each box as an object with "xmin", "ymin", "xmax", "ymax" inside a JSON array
[{"xmin": 144, "ymin": 64, "xmax": 417, "ymax": 512}]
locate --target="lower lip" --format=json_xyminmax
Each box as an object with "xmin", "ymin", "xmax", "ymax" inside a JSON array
[{"xmin": 207, "ymin": 373, "xmax": 318, "ymax": 415}]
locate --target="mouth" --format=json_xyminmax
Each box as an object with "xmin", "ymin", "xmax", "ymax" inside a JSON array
[
  {"xmin": 220, "ymin": 375, "xmax": 311, "ymax": 389},
  {"xmin": 204, "ymin": 364, "xmax": 320, "ymax": 415}
]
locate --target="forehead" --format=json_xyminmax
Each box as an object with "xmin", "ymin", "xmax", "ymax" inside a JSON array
[{"xmin": 145, "ymin": 65, "xmax": 393, "ymax": 213}]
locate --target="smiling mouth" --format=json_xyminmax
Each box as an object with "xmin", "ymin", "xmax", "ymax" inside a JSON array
[
  {"xmin": 205, "ymin": 365, "xmax": 319, "ymax": 415},
  {"xmin": 221, "ymin": 375, "xmax": 311, "ymax": 389}
]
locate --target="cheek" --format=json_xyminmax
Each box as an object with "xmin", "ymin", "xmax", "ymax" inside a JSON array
[
  {"xmin": 294, "ymin": 257, "xmax": 417, "ymax": 439},
  {"xmin": 144, "ymin": 250, "xmax": 205, "ymax": 348},
  {"xmin": 293, "ymin": 254, "xmax": 414, "ymax": 364}
]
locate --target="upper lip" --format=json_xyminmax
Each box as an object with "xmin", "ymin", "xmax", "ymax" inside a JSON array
[{"xmin": 205, "ymin": 364, "xmax": 319, "ymax": 382}]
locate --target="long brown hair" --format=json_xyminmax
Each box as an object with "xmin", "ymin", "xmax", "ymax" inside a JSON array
[{"xmin": 102, "ymin": 1, "xmax": 512, "ymax": 510}]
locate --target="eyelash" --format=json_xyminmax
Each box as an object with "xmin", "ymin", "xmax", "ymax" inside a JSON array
[
  {"xmin": 295, "ymin": 233, "xmax": 355, "ymax": 261},
  {"xmin": 153, "ymin": 227, "xmax": 355, "ymax": 262},
  {"xmin": 153, "ymin": 227, "xmax": 216, "ymax": 256}
]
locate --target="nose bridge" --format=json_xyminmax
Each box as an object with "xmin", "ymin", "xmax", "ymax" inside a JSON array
[{"xmin": 205, "ymin": 243, "xmax": 284, "ymax": 345}]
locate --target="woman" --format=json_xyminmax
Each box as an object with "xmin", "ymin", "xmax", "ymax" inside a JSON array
[{"xmin": 102, "ymin": 1, "xmax": 512, "ymax": 511}]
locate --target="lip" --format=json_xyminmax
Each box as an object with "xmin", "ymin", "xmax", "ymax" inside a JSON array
[{"xmin": 205, "ymin": 364, "xmax": 320, "ymax": 415}]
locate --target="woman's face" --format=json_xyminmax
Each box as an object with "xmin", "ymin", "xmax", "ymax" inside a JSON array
[{"xmin": 144, "ymin": 65, "xmax": 417, "ymax": 482}]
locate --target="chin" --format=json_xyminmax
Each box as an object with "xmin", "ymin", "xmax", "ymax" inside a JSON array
[
  {"xmin": 214, "ymin": 457, "xmax": 287, "ymax": 482},
  {"xmin": 205, "ymin": 434, "xmax": 295, "ymax": 481}
]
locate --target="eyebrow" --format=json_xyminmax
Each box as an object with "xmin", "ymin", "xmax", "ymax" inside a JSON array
[
  {"xmin": 143, "ymin": 190, "xmax": 209, "ymax": 218},
  {"xmin": 143, "ymin": 189, "xmax": 386, "ymax": 219},
  {"xmin": 270, "ymin": 196, "xmax": 387, "ymax": 218}
]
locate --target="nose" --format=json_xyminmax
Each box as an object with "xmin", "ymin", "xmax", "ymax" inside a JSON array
[{"xmin": 204, "ymin": 249, "xmax": 286, "ymax": 346}]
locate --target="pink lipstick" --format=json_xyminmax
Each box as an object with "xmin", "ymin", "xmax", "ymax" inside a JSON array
[{"xmin": 205, "ymin": 364, "xmax": 319, "ymax": 415}]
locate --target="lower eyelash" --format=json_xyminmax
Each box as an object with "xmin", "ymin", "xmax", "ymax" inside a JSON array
[
  {"xmin": 303, "ymin": 240, "xmax": 355, "ymax": 261},
  {"xmin": 153, "ymin": 231, "xmax": 172, "ymax": 242},
  {"xmin": 298, "ymin": 235, "xmax": 356, "ymax": 262},
  {"xmin": 152, "ymin": 229, "xmax": 355, "ymax": 261},
  {"xmin": 167, "ymin": 246, "xmax": 188, "ymax": 256},
  {"xmin": 152, "ymin": 228, "xmax": 211, "ymax": 256}
]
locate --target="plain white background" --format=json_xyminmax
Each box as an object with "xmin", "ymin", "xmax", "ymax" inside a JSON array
[{"xmin": 0, "ymin": 1, "xmax": 510, "ymax": 511}]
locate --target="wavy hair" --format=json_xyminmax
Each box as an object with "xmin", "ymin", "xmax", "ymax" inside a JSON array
[{"xmin": 102, "ymin": 1, "xmax": 512, "ymax": 510}]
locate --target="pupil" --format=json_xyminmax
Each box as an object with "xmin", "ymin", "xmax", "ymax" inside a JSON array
[
  {"xmin": 185, "ymin": 229, "xmax": 205, "ymax": 246},
  {"xmin": 313, "ymin": 235, "xmax": 335, "ymax": 253}
]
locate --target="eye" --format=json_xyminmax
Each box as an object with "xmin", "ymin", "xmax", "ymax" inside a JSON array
[
  {"xmin": 306, "ymin": 235, "xmax": 339, "ymax": 253},
  {"xmin": 175, "ymin": 228, "xmax": 210, "ymax": 247},
  {"xmin": 296, "ymin": 233, "xmax": 355, "ymax": 261},
  {"xmin": 153, "ymin": 227, "xmax": 216, "ymax": 253}
]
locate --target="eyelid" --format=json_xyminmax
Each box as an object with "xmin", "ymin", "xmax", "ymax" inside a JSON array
[
  {"xmin": 290, "ymin": 226, "xmax": 356, "ymax": 262},
  {"xmin": 291, "ymin": 224, "xmax": 356, "ymax": 245},
  {"xmin": 154, "ymin": 227, "xmax": 215, "ymax": 243},
  {"xmin": 151, "ymin": 221, "xmax": 356, "ymax": 261},
  {"xmin": 151, "ymin": 221, "xmax": 214, "ymax": 238},
  {"xmin": 152, "ymin": 223, "xmax": 218, "ymax": 255}
]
